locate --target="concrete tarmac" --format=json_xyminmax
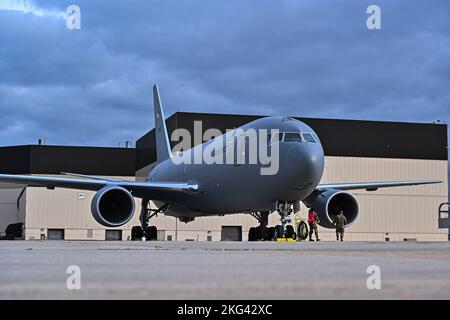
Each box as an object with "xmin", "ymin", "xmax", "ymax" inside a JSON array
[{"xmin": 0, "ymin": 241, "xmax": 449, "ymax": 300}]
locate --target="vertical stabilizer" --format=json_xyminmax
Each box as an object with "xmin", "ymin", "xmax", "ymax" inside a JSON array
[{"xmin": 153, "ymin": 84, "xmax": 173, "ymax": 162}]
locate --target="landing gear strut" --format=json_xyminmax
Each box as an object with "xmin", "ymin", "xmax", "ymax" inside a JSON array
[
  {"xmin": 276, "ymin": 202, "xmax": 295, "ymax": 239},
  {"xmin": 131, "ymin": 200, "xmax": 171, "ymax": 241}
]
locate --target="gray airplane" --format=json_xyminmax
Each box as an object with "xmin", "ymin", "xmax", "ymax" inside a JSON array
[{"xmin": 0, "ymin": 85, "xmax": 442, "ymax": 241}]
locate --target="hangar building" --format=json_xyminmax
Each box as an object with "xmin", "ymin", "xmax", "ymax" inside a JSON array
[
  {"xmin": 0, "ymin": 112, "xmax": 448, "ymax": 241},
  {"xmin": 0, "ymin": 146, "xmax": 137, "ymax": 240}
]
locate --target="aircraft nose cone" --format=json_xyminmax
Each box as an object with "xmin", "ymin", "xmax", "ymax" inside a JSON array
[{"xmin": 287, "ymin": 144, "xmax": 323, "ymax": 187}]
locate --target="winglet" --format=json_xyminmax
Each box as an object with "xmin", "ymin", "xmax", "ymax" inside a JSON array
[{"xmin": 153, "ymin": 84, "xmax": 173, "ymax": 162}]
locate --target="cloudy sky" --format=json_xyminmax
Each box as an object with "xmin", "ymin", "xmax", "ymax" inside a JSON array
[{"xmin": 0, "ymin": 0, "xmax": 449, "ymax": 148}]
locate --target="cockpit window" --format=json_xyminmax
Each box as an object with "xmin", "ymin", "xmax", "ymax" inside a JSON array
[
  {"xmin": 313, "ymin": 133, "xmax": 321, "ymax": 143},
  {"xmin": 269, "ymin": 132, "xmax": 317, "ymax": 144},
  {"xmin": 302, "ymin": 133, "xmax": 317, "ymax": 143},
  {"xmin": 270, "ymin": 132, "xmax": 284, "ymax": 144},
  {"xmin": 284, "ymin": 132, "xmax": 302, "ymax": 142}
]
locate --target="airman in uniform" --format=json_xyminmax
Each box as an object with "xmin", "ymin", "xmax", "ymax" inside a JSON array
[
  {"xmin": 333, "ymin": 210, "xmax": 347, "ymax": 241},
  {"xmin": 307, "ymin": 208, "xmax": 320, "ymax": 241}
]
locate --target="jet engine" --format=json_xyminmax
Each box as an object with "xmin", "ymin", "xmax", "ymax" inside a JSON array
[
  {"xmin": 303, "ymin": 188, "xmax": 359, "ymax": 229},
  {"xmin": 91, "ymin": 186, "xmax": 135, "ymax": 227}
]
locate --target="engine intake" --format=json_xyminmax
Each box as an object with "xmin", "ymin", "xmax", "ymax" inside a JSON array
[
  {"xmin": 304, "ymin": 188, "xmax": 359, "ymax": 229},
  {"xmin": 91, "ymin": 186, "xmax": 135, "ymax": 227}
]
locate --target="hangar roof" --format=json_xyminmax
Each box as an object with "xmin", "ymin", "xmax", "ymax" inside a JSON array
[
  {"xmin": 0, "ymin": 145, "xmax": 135, "ymax": 176},
  {"xmin": 136, "ymin": 112, "xmax": 448, "ymax": 171}
]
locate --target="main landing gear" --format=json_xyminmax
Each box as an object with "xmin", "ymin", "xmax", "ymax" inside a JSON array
[
  {"xmin": 248, "ymin": 211, "xmax": 275, "ymax": 241},
  {"xmin": 131, "ymin": 200, "xmax": 171, "ymax": 241},
  {"xmin": 248, "ymin": 203, "xmax": 297, "ymax": 241}
]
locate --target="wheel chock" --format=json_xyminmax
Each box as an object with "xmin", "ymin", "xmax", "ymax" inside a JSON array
[{"xmin": 276, "ymin": 238, "xmax": 296, "ymax": 242}]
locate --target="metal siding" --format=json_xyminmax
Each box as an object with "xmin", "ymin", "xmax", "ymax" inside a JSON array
[
  {"xmin": 0, "ymin": 146, "xmax": 135, "ymax": 176},
  {"xmin": 0, "ymin": 146, "xmax": 31, "ymax": 174},
  {"xmin": 0, "ymin": 188, "xmax": 25, "ymax": 233},
  {"xmin": 24, "ymin": 176, "xmax": 141, "ymax": 235},
  {"xmin": 317, "ymin": 157, "xmax": 447, "ymax": 238},
  {"xmin": 147, "ymin": 157, "xmax": 447, "ymax": 240},
  {"xmin": 302, "ymin": 118, "xmax": 448, "ymax": 161},
  {"xmin": 19, "ymin": 158, "xmax": 448, "ymax": 241},
  {"xmin": 30, "ymin": 146, "xmax": 135, "ymax": 176}
]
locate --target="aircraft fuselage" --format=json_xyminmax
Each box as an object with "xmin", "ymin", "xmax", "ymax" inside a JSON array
[{"xmin": 148, "ymin": 116, "xmax": 325, "ymax": 218}]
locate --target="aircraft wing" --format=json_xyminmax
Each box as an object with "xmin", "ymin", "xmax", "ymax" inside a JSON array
[
  {"xmin": 317, "ymin": 180, "xmax": 442, "ymax": 191},
  {"xmin": 0, "ymin": 174, "xmax": 198, "ymax": 198}
]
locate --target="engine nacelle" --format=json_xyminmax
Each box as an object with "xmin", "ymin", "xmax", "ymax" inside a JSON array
[
  {"xmin": 303, "ymin": 188, "xmax": 359, "ymax": 229},
  {"xmin": 91, "ymin": 186, "xmax": 135, "ymax": 227}
]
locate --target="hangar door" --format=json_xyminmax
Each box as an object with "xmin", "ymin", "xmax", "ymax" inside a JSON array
[{"xmin": 221, "ymin": 226, "xmax": 242, "ymax": 241}]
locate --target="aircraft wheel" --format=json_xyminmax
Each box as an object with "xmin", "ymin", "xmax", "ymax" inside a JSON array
[
  {"xmin": 257, "ymin": 226, "xmax": 269, "ymax": 241},
  {"xmin": 286, "ymin": 225, "xmax": 295, "ymax": 239},
  {"xmin": 248, "ymin": 227, "xmax": 257, "ymax": 241},
  {"xmin": 267, "ymin": 227, "xmax": 276, "ymax": 241},
  {"xmin": 297, "ymin": 221, "xmax": 309, "ymax": 241},
  {"xmin": 275, "ymin": 225, "xmax": 284, "ymax": 239},
  {"xmin": 131, "ymin": 226, "xmax": 143, "ymax": 241},
  {"xmin": 145, "ymin": 226, "xmax": 158, "ymax": 240}
]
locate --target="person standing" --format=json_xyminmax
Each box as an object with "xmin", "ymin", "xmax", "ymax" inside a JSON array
[
  {"xmin": 333, "ymin": 210, "xmax": 347, "ymax": 241},
  {"xmin": 308, "ymin": 208, "xmax": 320, "ymax": 241}
]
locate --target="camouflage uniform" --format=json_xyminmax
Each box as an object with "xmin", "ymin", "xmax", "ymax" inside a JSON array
[{"xmin": 333, "ymin": 213, "xmax": 347, "ymax": 241}]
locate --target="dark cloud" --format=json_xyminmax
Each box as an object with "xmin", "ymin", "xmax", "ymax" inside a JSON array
[{"xmin": 0, "ymin": 0, "xmax": 449, "ymax": 148}]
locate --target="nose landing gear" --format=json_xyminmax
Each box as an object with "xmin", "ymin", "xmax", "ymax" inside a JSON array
[
  {"xmin": 276, "ymin": 202, "xmax": 291, "ymax": 238},
  {"xmin": 275, "ymin": 202, "xmax": 296, "ymax": 240},
  {"xmin": 247, "ymin": 203, "xmax": 297, "ymax": 241}
]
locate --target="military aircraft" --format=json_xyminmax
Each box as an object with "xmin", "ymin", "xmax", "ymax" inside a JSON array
[{"xmin": 0, "ymin": 85, "xmax": 442, "ymax": 241}]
